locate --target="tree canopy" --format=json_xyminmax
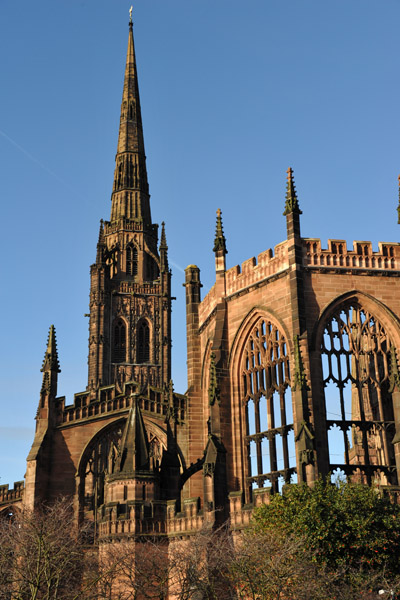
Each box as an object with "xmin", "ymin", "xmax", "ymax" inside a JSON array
[{"xmin": 253, "ymin": 478, "xmax": 400, "ymax": 585}]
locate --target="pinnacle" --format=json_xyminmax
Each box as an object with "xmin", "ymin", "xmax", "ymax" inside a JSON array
[
  {"xmin": 160, "ymin": 221, "xmax": 168, "ymax": 251},
  {"xmin": 283, "ymin": 167, "xmax": 302, "ymax": 216},
  {"xmin": 41, "ymin": 325, "xmax": 61, "ymax": 374},
  {"xmin": 213, "ymin": 208, "xmax": 228, "ymax": 255},
  {"xmin": 97, "ymin": 219, "xmax": 105, "ymax": 245},
  {"xmin": 115, "ymin": 396, "xmax": 150, "ymax": 474}
]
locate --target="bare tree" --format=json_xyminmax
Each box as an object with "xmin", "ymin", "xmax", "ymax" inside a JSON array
[
  {"xmin": 228, "ymin": 528, "xmax": 331, "ymax": 600},
  {"xmin": 168, "ymin": 524, "xmax": 236, "ymax": 600},
  {"xmin": 0, "ymin": 498, "xmax": 101, "ymax": 600},
  {"xmin": 98, "ymin": 538, "xmax": 171, "ymax": 600}
]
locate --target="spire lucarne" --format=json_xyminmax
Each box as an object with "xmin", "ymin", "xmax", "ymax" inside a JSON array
[{"xmin": 110, "ymin": 18, "xmax": 150, "ymax": 224}]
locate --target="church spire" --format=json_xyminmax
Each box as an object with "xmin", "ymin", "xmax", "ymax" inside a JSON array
[{"xmin": 110, "ymin": 13, "xmax": 151, "ymax": 224}]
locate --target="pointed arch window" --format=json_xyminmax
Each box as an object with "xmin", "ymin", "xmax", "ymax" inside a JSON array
[
  {"xmin": 137, "ymin": 320, "xmax": 150, "ymax": 364},
  {"xmin": 126, "ymin": 245, "xmax": 138, "ymax": 277},
  {"xmin": 241, "ymin": 319, "xmax": 295, "ymax": 496},
  {"xmin": 321, "ymin": 301, "xmax": 397, "ymax": 485},
  {"xmin": 113, "ymin": 319, "xmax": 126, "ymax": 363}
]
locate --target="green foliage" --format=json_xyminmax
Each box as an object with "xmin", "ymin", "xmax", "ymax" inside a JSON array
[{"xmin": 253, "ymin": 478, "xmax": 400, "ymax": 579}]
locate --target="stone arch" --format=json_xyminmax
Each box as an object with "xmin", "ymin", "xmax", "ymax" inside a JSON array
[
  {"xmin": 228, "ymin": 307, "xmax": 295, "ymax": 500},
  {"xmin": 312, "ymin": 290, "xmax": 400, "ymax": 352},
  {"xmin": 77, "ymin": 418, "xmax": 125, "ymax": 522},
  {"xmin": 126, "ymin": 243, "xmax": 138, "ymax": 277},
  {"xmin": 0, "ymin": 504, "xmax": 20, "ymax": 521},
  {"xmin": 112, "ymin": 316, "xmax": 128, "ymax": 363},
  {"xmin": 137, "ymin": 317, "xmax": 151, "ymax": 363},
  {"xmin": 312, "ymin": 290, "xmax": 400, "ymax": 485}
]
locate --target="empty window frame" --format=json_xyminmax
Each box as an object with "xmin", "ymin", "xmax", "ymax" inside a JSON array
[
  {"xmin": 137, "ymin": 320, "xmax": 150, "ymax": 363},
  {"xmin": 113, "ymin": 319, "xmax": 127, "ymax": 363},
  {"xmin": 126, "ymin": 245, "xmax": 138, "ymax": 277},
  {"xmin": 321, "ymin": 302, "xmax": 397, "ymax": 485},
  {"xmin": 242, "ymin": 319, "xmax": 295, "ymax": 494}
]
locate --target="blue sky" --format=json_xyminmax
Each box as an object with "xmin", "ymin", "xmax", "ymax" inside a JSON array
[{"xmin": 1, "ymin": 0, "xmax": 399, "ymax": 487}]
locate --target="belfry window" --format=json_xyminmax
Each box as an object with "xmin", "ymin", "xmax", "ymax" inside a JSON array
[
  {"xmin": 137, "ymin": 320, "xmax": 150, "ymax": 363},
  {"xmin": 126, "ymin": 245, "xmax": 138, "ymax": 277},
  {"xmin": 321, "ymin": 302, "xmax": 397, "ymax": 485},
  {"xmin": 113, "ymin": 319, "xmax": 126, "ymax": 363},
  {"xmin": 241, "ymin": 319, "xmax": 295, "ymax": 495}
]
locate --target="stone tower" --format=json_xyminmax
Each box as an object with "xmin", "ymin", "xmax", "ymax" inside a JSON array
[
  {"xmin": 22, "ymin": 16, "xmax": 182, "ymax": 518},
  {"xmin": 88, "ymin": 16, "xmax": 171, "ymax": 396}
]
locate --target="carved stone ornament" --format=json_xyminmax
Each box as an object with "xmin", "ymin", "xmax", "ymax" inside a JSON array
[
  {"xmin": 292, "ymin": 334, "xmax": 306, "ymax": 391},
  {"xmin": 208, "ymin": 352, "xmax": 220, "ymax": 406},
  {"xmin": 295, "ymin": 420, "xmax": 315, "ymax": 466},
  {"xmin": 203, "ymin": 462, "xmax": 215, "ymax": 477},
  {"xmin": 388, "ymin": 345, "xmax": 400, "ymax": 393}
]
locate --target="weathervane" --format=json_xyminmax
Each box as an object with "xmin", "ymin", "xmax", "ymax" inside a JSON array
[{"xmin": 129, "ymin": 5, "xmax": 133, "ymax": 24}]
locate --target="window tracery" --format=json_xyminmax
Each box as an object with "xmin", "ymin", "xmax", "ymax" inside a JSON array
[
  {"xmin": 241, "ymin": 319, "xmax": 295, "ymax": 495},
  {"xmin": 126, "ymin": 245, "xmax": 138, "ymax": 277},
  {"xmin": 80, "ymin": 422, "xmax": 123, "ymax": 517},
  {"xmin": 137, "ymin": 320, "xmax": 150, "ymax": 363},
  {"xmin": 321, "ymin": 302, "xmax": 397, "ymax": 484},
  {"xmin": 113, "ymin": 319, "xmax": 126, "ymax": 363}
]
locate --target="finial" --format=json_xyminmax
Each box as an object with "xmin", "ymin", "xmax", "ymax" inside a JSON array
[
  {"xmin": 213, "ymin": 208, "xmax": 227, "ymax": 255},
  {"xmin": 98, "ymin": 219, "xmax": 105, "ymax": 245},
  {"xmin": 41, "ymin": 325, "xmax": 61, "ymax": 374},
  {"xmin": 283, "ymin": 167, "xmax": 302, "ymax": 216},
  {"xmin": 397, "ymin": 175, "xmax": 400, "ymax": 225},
  {"xmin": 160, "ymin": 221, "xmax": 168, "ymax": 250},
  {"xmin": 129, "ymin": 5, "xmax": 133, "ymax": 27}
]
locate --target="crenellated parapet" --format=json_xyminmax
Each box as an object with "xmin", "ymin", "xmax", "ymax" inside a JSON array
[
  {"xmin": 59, "ymin": 383, "xmax": 186, "ymax": 426},
  {"xmin": 98, "ymin": 500, "xmax": 167, "ymax": 538},
  {"xmin": 304, "ymin": 238, "xmax": 400, "ymax": 271},
  {"xmin": 0, "ymin": 481, "xmax": 24, "ymax": 506},
  {"xmin": 199, "ymin": 241, "xmax": 290, "ymax": 327},
  {"xmin": 167, "ymin": 497, "xmax": 206, "ymax": 535}
]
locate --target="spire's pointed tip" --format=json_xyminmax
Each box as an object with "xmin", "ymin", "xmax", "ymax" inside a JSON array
[
  {"xmin": 41, "ymin": 324, "xmax": 61, "ymax": 374},
  {"xmin": 213, "ymin": 208, "xmax": 227, "ymax": 255},
  {"xmin": 160, "ymin": 221, "xmax": 168, "ymax": 251},
  {"xmin": 129, "ymin": 5, "xmax": 133, "ymax": 27},
  {"xmin": 283, "ymin": 166, "xmax": 302, "ymax": 216},
  {"xmin": 116, "ymin": 395, "xmax": 150, "ymax": 473},
  {"xmin": 98, "ymin": 219, "xmax": 105, "ymax": 244}
]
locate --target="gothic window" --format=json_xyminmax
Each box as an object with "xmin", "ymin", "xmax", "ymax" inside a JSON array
[
  {"xmin": 79, "ymin": 422, "xmax": 123, "ymax": 519},
  {"xmin": 113, "ymin": 319, "xmax": 126, "ymax": 363},
  {"xmin": 126, "ymin": 245, "xmax": 138, "ymax": 277},
  {"xmin": 137, "ymin": 320, "xmax": 150, "ymax": 363},
  {"xmin": 321, "ymin": 302, "xmax": 397, "ymax": 485},
  {"xmin": 241, "ymin": 319, "xmax": 295, "ymax": 495}
]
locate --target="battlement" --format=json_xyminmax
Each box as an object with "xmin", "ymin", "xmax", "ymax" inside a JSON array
[
  {"xmin": 167, "ymin": 497, "xmax": 206, "ymax": 535},
  {"xmin": 199, "ymin": 241, "xmax": 289, "ymax": 325},
  {"xmin": 303, "ymin": 238, "xmax": 400, "ymax": 270},
  {"xmin": 59, "ymin": 382, "xmax": 186, "ymax": 426},
  {"xmin": 0, "ymin": 480, "xmax": 24, "ymax": 506}
]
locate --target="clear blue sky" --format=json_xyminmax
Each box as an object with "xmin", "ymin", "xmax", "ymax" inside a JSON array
[{"xmin": 1, "ymin": 0, "xmax": 399, "ymax": 487}]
